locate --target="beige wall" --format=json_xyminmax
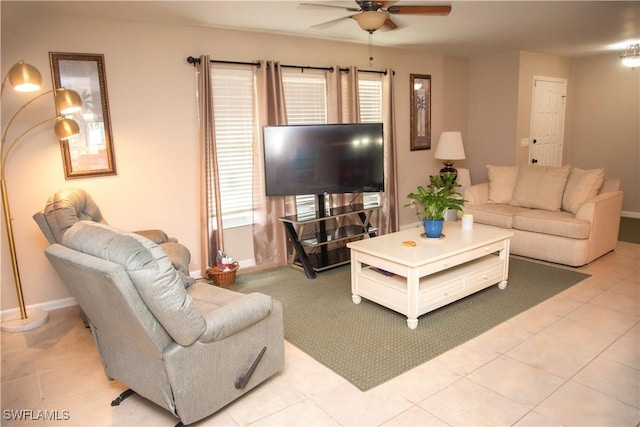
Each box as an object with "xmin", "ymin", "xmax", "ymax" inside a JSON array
[
  {"xmin": 1, "ymin": 4, "xmax": 466, "ymax": 311},
  {"xmin": 467, "ymin": 51, "xmax": 520, "ymax": 184},
  {"xmin": 567, "ymin": 54, "xmax": 639, "ymax": 215}
]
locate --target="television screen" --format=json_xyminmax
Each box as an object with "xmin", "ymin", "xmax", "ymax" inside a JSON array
[{"xmin": 263, "ymin": 123, "xmax": 384, "ymax": 196}]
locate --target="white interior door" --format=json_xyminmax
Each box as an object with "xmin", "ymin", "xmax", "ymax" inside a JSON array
[{"xmin": 529, "ymin": 77, "xmax": 567, "ymax": 166}]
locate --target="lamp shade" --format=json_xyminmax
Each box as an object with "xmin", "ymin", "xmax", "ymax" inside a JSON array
[
  {"xmin": 434, "ymin": 131, "xmax": 466, "ymax": 160},
  {"xmin": 54, "ymin": 117, "xmax": 80, "ymax": 140},
  {"xmin": 54, "ymin": 89, "xmax": 83, "ymax": 115},
  {"xmin": 352, "ymin": 11, "xmax": 388, "ymax": 32},
  {"xmin": 621, "ymin": 44, "xmax": 640, "ymax": 68},
  {"xmin": 8, "ymin": 60, "xmax": 42, "ymax": 92}
]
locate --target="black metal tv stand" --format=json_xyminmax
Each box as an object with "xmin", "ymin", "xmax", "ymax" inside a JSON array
[{"xmin": 279, "ymin": 196, "xmax": 381, "ymax": 279}]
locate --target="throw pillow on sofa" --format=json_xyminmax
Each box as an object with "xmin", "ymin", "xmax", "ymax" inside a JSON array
[
  {"xmin": 487, "ymin": 165, "xmax": 520, "ymax": 204},
  {"xmin": 561, "ymin": 167, "xmax": 605, "ymax": 214},
  {"xmin": 509, "ymin": 165, "xmax": 571, "ymax": 211}
]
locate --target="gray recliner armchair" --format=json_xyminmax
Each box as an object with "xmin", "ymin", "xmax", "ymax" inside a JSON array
[
  {"xmin": 44, "ymin": 221, "xmax": 285, "ymax": 426},
  {"xmin": 33, "ymin": 188, "xmax": 193, "ymax": 284}
]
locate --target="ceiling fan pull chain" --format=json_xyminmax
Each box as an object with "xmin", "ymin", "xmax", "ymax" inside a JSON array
[{"xmin": 368, "ymin": 31, "xmax": 374, "ymax": 67}]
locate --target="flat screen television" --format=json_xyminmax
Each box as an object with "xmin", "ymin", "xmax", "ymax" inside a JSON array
[{"xmin": 262, "ymin": 123, "xmax": 384, "ymax": 196}]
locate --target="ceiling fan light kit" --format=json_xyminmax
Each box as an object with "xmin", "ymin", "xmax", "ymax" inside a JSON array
[
  {"xmin": 352, "ymin": 10, "xmax": 389, "ymax": 32},
  {"xmin": 620, "ymin": 44, "xmax": 640, "ymax": 68}
]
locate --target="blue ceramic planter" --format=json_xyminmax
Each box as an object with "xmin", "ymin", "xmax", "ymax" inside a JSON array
[{"xmin": 423, "ymin": 218, "xmax": 444, "ymax": 238}]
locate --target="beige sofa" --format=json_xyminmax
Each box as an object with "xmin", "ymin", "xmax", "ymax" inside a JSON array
[{"xmin": 462, "ymin": 165, "xmax": 623, "ymax": 266}]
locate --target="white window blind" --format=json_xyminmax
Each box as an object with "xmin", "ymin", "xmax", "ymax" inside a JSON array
[
  {"xmin": 358, "ymin": 74, "xmax": 383, "ymax": 123},
  {"xmin": 210, "ymin": 66, "xmax": 255, "ymax": 228},
  {"xmin": 282, "ymin": 71, "xmax": 327, "ymax": 214},
  {"xmin": 358, "ymin": 74, "xmax": 384, "ymax": 206}
]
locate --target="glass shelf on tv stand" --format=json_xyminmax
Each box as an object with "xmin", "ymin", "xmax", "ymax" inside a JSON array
[
  {"xmin": 279, "ymin": 203, "xmax": 381, "ymax": 224},
  {"xmin": 279, "ymin": 203, "xmax": 381, "ymax": 279},
  {"xmin": 299, "ymin": 224, "xmax": 379, "ymax": 247}
]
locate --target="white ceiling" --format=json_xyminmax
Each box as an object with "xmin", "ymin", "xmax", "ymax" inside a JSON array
[{"xmin": 6, "ymin": 1, "xmax": 640, "ymax": 58}]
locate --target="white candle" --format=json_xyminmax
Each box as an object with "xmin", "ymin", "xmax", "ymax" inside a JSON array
[{"xmin": 461, "ymin": 214, "xmax": 474, "ymax": 230}]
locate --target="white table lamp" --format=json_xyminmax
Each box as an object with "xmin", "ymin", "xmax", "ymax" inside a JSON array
[{"xmin": 434, "ymin": 131, "xmax": 466, "ymax": 181}]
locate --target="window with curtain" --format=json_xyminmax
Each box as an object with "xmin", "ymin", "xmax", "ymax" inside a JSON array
[
  {"xmin": 209, "ymin": 66, "xmax": 382, "ymax": 229},
  {"xmin": 210, "ymin": 66, "xmax": 255, "ymax": 229}
]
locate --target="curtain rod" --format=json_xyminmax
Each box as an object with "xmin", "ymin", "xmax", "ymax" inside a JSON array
[{"xmin": 186, "ymin": 56, "xmax": 388, "ymax": 75}]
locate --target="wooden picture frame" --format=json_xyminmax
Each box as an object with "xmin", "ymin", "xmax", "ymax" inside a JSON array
[
  {"xmin": 49, "ymin": 52, "xmax": 116, "ymax": 178},
  {"xmin": 410, "ymin": 74, "xmax": 431, "ymax": 151}
]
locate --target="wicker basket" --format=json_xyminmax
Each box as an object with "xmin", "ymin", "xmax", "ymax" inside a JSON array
[{"xmin": 206, "ymin": 262, "xmax": 239, "ymax": 286}]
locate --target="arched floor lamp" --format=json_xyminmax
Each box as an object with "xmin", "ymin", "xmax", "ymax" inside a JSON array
[{"xmin": 1, "ymin": 60, "xmax": 83, "ymax": 332}]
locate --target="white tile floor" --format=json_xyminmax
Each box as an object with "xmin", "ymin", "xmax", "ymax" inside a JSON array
[{"xmin": 1, "ymin": 241, "xmax": 638, "ymax": 426}]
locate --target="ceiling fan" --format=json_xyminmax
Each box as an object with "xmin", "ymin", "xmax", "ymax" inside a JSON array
[{"xmin": 301, "ymin": 1, "xmax": 452, "ymax": 33}]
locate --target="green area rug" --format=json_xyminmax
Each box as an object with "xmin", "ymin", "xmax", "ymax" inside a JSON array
[{"xmin": 229, "ymin": 258, "xmax": 589, "ymax": 391}]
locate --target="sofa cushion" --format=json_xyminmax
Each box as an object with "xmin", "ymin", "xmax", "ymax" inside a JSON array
[
  {"xmin": 512, "ymin": 209, "xmax": 591, "ymax": 239},
  {"xmin": 463, "ymin": 204, "xmax": 530, "ymax": 229},
  {"xmin": 509, "ymin": 165, "xmax": 571, "ymax": 211},
  {"xmin": 487, "ymin": 165, "xmax": 519, "ymax": 204},
  {"xmin": 561, "ymin": 167, "xmax": 605, "ymax": 214},
  {"xmin": 62, "ymin": 221, "xmax": 206, "ymax": 346}
]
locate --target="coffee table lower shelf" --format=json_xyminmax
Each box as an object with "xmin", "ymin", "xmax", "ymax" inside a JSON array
[{"xmin": 352, "ymin": 255, "xmax": 507, "ymax": 329}]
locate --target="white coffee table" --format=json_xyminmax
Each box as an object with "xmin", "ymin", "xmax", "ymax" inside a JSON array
[{"xmin": 347, "ymin": 222, "xmax": 513, "ymax": 329}]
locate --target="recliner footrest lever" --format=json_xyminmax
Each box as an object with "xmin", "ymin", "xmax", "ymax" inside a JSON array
[
  {"xmin": 235, "ymin": 347, "xmax": 267, "ymax": 389},
  {"xmin": 111, "ymin": 388, "xmax": 135, "ymax": 406}
]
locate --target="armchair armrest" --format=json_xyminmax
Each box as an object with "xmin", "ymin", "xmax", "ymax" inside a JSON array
[
  {"xmin": 133, "ymin": 229, "xmax": 171, "ymax": 244},
  {"xmin": 463, "ymin": 183, "xmax": 489, "ymax": 205},
  {"xmin": 575, "ymin": 190, "xmax": 623, "ymax": 259},
  {"xmin": 575, "ymin": 190, "xmax": 623, "ymax": 222},
  {"xmin": 133, "ymin": 231, "xmax": 191, "ymax": 280},
  {"xmin": 199, "ymin": 293, "xmax": 273, "ymax": 343}
]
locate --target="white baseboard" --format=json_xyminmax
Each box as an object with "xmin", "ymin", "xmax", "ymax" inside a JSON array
[{"xmin": 1, "ymin": 297, "xmax": 77, "ymax": 320}]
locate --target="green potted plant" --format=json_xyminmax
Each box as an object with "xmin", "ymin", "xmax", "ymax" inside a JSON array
[{"xmin": 404, "ymin": 174, "xmax": 466, "ymax": 238}]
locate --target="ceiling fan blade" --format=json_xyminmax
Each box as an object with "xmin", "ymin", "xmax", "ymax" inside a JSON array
[
  {"xmin": 382, "ymin": 17, "xmax": 398, "ymax": 30},
  {"xmin": 310, "ymin": 15, "xmax": 354, "ymax": 29},
  {"xmin": 300, "ymin": 2, "xmax": 360, "ymax": 12},
  {"xmin": 387, "ymin": 5, "xmax": 452, "ymax": 16}
]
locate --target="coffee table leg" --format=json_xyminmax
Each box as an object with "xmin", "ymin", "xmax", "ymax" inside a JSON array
[
  {"xmin": 406, "ymin": 271, "xmax": 420, "ymax": 329},
  {"xmin": 351, "ymin": 252, "xmax": 362, "ymax": 304}
]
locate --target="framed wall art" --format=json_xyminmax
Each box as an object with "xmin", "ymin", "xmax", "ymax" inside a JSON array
[
  {"xmin": 49, "ymin": 52, "xmax": 116, "ymax": 178},
  {"xmin": 410, "ymin": 74, "xmax": 431, "ymax": 151}
]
